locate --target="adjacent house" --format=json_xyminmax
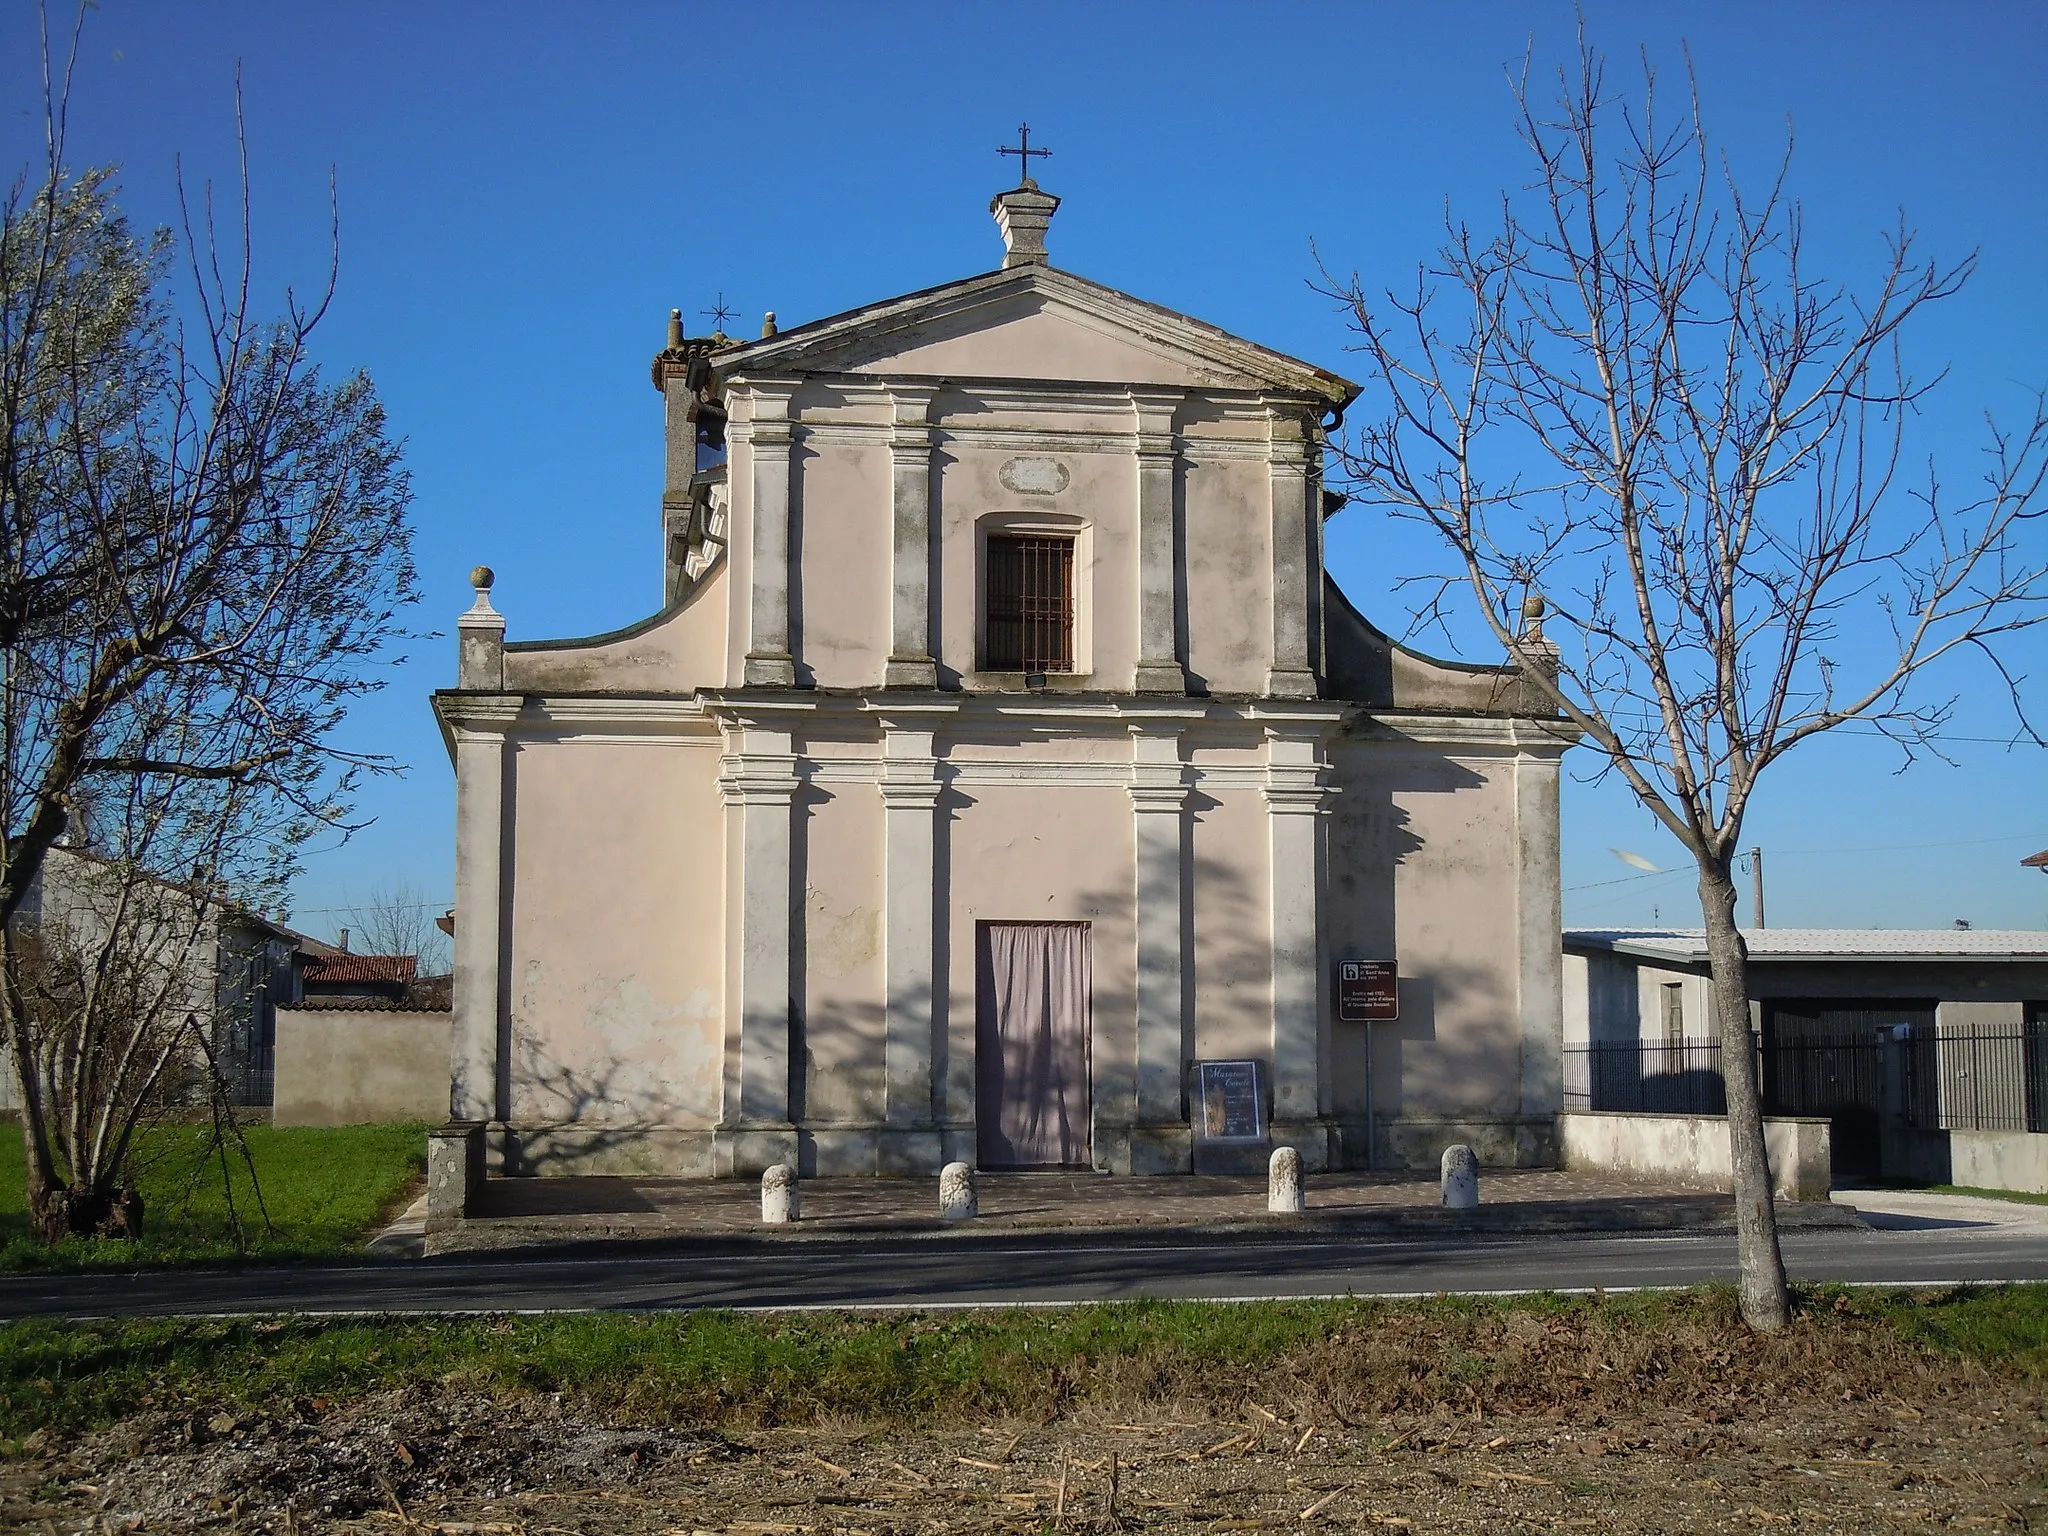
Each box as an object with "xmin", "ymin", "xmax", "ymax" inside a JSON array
[
  {"xmin": 435, "ymin": 175, "xmax": 1579, "ymax": 1181},
  {"xmin": 1563, "ymin": 927, "xmax": 2048, "ymax": 1177},
  {"xmin": 1, "ymin": 844, "xmax": 320, "ymax": 1111}
]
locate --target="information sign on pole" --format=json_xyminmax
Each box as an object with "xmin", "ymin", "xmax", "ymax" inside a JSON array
[{"xmin": 1336, "ymin": 960, "xmax": 1399, "ymax": 1023}]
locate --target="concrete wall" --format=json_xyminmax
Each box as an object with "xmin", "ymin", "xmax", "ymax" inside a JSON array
[
  {"xmin": 1881, "ymin": 1125, "xmax": 2048, "ymax": 1194},
  {"xmin": 273, "ymin": 1008, "xmax": 451, "ymax": 1127},
  {"xmin": 1559, "ymin": 1109, "xmax": 1832, "ymax": 1201},
  {"xmin": 1948, "ymin": 1130, "xmax": 2048, "ymax": 1194}
]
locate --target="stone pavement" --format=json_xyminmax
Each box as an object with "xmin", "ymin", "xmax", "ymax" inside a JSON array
[{"xmin": 420, "ymin": 1167, "xmax": 1861, "ymax": 1257}]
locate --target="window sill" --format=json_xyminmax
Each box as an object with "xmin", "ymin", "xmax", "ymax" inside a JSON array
[{"xmin": 964, "ymin": 670, "xmax": 1096, "ymax": 693}]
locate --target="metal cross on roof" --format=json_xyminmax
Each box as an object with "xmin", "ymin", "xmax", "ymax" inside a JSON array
[
  {"xmin": 701, "ymin": 293, "xmax": 734, "ymax": 334},
  {"xmin": 998, "ymin": 123, "xmax": 1051, "ymax": 185}
]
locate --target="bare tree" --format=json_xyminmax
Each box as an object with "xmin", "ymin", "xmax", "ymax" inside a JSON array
[
  {"xmin": 0, "ymin": 12, "xmax": 416, "ymax": 1240},
  {"xmin": 1322, "ymin": 33, "xmax": 2048, "ymax": 1329},
  {"xmin": 345, "ymin": 878, "xmax": 451, "ymax": 976}
]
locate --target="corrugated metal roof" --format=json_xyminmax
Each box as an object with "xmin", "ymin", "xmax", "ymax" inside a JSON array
[{"xmin": 1565, "ymin": 928, "xmax": 2048, "ymax": 963}]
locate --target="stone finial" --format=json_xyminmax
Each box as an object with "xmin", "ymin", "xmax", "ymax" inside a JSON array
[
  {"xmin": 1513, "ymin": 591, "xmax": 1560, "ymax": 689},
  {"xmin": 939, "ymin": 1161, "xmax": 977, "ymax": 1221},
  {"xmin": 1267, "ymin": 1145, "xmax": 1305, "ymax": 1214},
  {"xmin": 1440, "ymin": 1144, "xmax": 1479, "ymax": 1209},
  {"xmin": 667, "ymin": 308, "xmax": 683, "ymax": 348},
  {"xmin": 761, "ymin": 311, "xmax": 778, "ymax": 338},
  {"xmin": 990, "ymin": 183, "xmax": 1061, "ymax": 269},
  {"xmin": 457, "ymin": 565, "xmax": 505, "ymax": 690},
  {"xmin": 761, "ymin": 1164, "xmax": 799, "ymax": 1224}
]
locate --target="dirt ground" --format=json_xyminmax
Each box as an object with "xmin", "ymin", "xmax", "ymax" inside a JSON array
[{"xmin": 3, "ymin": 1383, "xmax": 2043, "ymax": 1535}]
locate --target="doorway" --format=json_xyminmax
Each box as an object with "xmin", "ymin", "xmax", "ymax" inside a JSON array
[{"xmin": 975, "ymin": 922, "xmax": 1092, "ymax": 1169}]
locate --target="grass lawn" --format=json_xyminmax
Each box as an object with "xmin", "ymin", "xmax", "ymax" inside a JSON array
[
  {"xmin": 0, "ymin": 1283, "xmax": 2042, "ymax": 1441},
  {"xmin": 1922, "ymin": 1183, "xmax": 2048, "ymax": 1206},
  {"xmin": 0, "ymin": 1122, "xmax": 427, "ymax": 1273}
]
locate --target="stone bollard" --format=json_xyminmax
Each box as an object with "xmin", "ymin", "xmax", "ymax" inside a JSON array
[
  {"xmin": 1267, "ymin": 1145, "xmax": 1305, "ymax": 1213},
  {"xmin": 939, "ymin": 1161, "xmax": 977, "ymax": 1221},
  {"xmin": 761, "ymin": 1164, "xmax": 799, "ymax": 1224},
  {"xmin": 426, "ymin": 1120, "xmax": 487, "ymax": 1220},
  {"xmin": 1440, "ymin": 1144, "xmax": 1479, "ymax": 1209}
]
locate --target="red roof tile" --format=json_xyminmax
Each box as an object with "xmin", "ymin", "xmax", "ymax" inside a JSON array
[{"xmin": 302, "ymin": 952, "xmax": 417, "ymax": 985}]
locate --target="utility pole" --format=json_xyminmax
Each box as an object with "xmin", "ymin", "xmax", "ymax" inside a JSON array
[{"xmin": 1748, "ymin": 847, "xmax": 1766, "ymax": 930}]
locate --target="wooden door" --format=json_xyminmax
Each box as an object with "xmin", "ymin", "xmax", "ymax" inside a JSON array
[{"xmin": 975, "ymin": 922, "xmax": 1091, "ymax": 1168}]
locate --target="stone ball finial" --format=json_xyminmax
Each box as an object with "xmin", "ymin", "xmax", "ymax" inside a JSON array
[
  {"xmin": 1521, "ymin": 592, "xmax": 1545, "ymax": 621},
  {"xmin": 470, "ymin": 565, "xmax": 495, "ymax": 592},
  {"xmin": 761, "ymin": 311, "xmax": 778, "ymax": 338},
  {"xmin": 667, "ymin": 308, "xmax": 683, "ymax": 348}
]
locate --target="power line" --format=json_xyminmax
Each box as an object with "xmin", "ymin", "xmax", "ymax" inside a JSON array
[
  {"xmin": 286, "ymin": 899, "xmax": 451, "ymax": 916},
  {"xmin": 1565, "ymin": 830, "xmax": 2045, "ymax": 891},
  {"xmin": 1768, "ymin": 832, "xmax": 2046, "ymax": 857}
]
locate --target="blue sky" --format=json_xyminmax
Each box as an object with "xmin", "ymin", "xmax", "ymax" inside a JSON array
[{"xmin": 4, "ymin": 1, "xmax": 2043, "ymax": 938}]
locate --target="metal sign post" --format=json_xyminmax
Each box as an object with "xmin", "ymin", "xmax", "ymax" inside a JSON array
[{"xmin": 1336, "ymin": 960, "xmax": 1398, "ymax": 1171}]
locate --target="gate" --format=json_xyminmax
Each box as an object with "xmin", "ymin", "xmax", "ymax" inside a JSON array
[{"xmin": 1762, "ymin": 1000, "xmax": 1933, "ymax": 1175}]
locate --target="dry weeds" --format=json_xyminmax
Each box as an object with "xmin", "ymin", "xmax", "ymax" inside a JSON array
[{"xmin": 0, "ymin": 1296, "xmax": 2041, "ymax": 1533}]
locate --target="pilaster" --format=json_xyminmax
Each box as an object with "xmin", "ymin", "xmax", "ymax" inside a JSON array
[
  {"xmin": 1515, "ymin": 744, "xmax": 1566, "ymax": 1122},
  {"xmin": 1266, "ymin": 405, "xmax": 1319, "ymax": 699},
  {"xmin": 885, "ymin": 387, "xmax": 940, "ymax": 689},
  {"xmin": 449, "ymin": 709, "xmax": 518, "ymax": 1126},
  {"xmin": 718, "ymin": 720, "xmax": 800, "ymax": 1128},
  {"xmin": 1131, "ymin": 388, "xmax": 1187, "ymax": 694},
  {"xmin": 1262, "ymin": 723, "xmax": 1332, "ymax": 1131},
  {"xmin": 871, "ymin": 703, "xmax": 956, "ymax": 1143},
  {"xmin": 740, "ymin": 383, "xmax": 798, "ymax": 687},
  {"xmin": 1128, "ymin": 716, "xmax": 1194, "ymax": 1170}
]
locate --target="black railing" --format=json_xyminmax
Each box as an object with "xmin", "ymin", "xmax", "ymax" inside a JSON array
[
  {"xmin": 1900, "ymin": 1019, "xmax": 2048, "ymax": 1134},
  {"xmin": 1566, "ymin": 1020, "xmax": 2048, "ymax": 1136},
  {"xmin": 1563, "ymin": 1039, "xmax": 1731, "ymax": 1115},
  {"xmin": 233, "ymin": 1045, "xmax": 275, "ymax": 1109}
]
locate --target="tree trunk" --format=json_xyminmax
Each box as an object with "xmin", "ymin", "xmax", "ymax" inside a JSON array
[
  {"xmin": 1699, "ymin": 860, "xmax": 1789, "ymax": 1331},
  {"xmin": 30, "ymin": 1183, "xmax": 143, "ymax": 1243}
]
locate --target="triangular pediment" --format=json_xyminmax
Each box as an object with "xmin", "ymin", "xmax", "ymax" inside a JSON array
[{"xmin": 712, "ymin": 266, "xmax": 1356, "ymax": 404}]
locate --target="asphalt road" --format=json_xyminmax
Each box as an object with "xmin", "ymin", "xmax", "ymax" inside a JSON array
[{"xmin": 2, "ymin": 1222, "xmax": 2045, "ymax": 1319}]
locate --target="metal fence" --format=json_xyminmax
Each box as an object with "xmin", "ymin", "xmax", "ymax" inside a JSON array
[
  {"xmin": 1565, "ymin": 1018, "xmax": 2048, "ymax": 1136},
  {"xmin": 1562, "ymin": 1039, "xmax": 1731, "ymax": 1115},
  {"xmin": 1900, "ymin": 1018, "xmax": 2048, "ymax": 1134},
  {"xmin": 231, "ymin": 1045, "xmax": 275, "ymax": 1109}
]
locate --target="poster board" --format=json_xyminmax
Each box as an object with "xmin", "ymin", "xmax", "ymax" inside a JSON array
[{"xmin": 1194, "ymin": 1059, "xmax": 1266, "ymax": 1143}]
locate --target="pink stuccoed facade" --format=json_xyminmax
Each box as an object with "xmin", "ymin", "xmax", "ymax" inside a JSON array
[{"xmin": 432, "ymin": 182, "xmax": 1578, "ymax": 1179}]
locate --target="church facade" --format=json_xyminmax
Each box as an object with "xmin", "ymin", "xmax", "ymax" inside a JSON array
[{"xmin": 434, "ymin": 179, "xmax": 1575, "ymax": 1179}]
